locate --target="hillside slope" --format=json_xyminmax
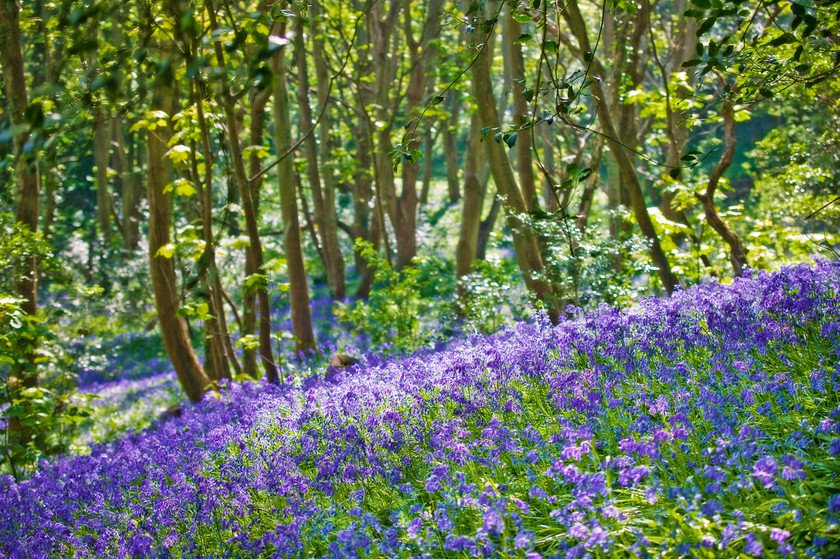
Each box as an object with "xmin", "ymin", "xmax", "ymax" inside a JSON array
[{"xmin": 2, "ymin": 262, "xmax": 839, "ymax": 558}]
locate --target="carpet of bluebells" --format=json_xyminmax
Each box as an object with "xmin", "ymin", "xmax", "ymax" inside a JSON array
[{"xmin": 2, "ymin": 262, "xmax": 840, "ymax": 558}]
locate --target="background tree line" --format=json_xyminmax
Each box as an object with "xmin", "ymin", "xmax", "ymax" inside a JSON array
[{"xmin": 0, "ymin": 0, "xmax": 837, "ymax": 472}]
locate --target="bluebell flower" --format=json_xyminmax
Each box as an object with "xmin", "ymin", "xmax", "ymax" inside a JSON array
[
  {"xmin": 744, "ymin": 532, "xmax": 763, "ymax": 556},
  {"xmin": 752, "ymin": 456, "xmax": 778, "ymax": 489}
]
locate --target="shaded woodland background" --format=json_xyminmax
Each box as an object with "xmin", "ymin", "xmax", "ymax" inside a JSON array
[{"xmin": 0, "ymin": 0, "xmax": 838, "ymax": 473}]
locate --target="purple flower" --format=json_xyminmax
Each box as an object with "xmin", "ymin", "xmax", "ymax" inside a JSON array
[
  {"xmin": 770, "ymin": 528, "xmax": 790, "ymax": 545},
  {"xmin": 482, "ymin": 509, "xmax": 504, "ymax": 536},
  {"xmin": 745, "ymin": 532, "xmax": 763, "ymax": 556},
  {"xmin": 406, "ymin": 518, "xmax": 424, "ymax": 540},
  {"xmin": 569, "ymin": 522, "xmax": 588, "ymax": 539},
  {"xmin": 828, "ymin": 493, "xmax": 840, "ymax": 513},
  {"xmin": 752, "ymin": 456, "xmax": 778, "ymax": 489},
  {"xmin": 829, "ymin": 438, "xmax": 840, "ymax": 455},
  {"xmin": 781, "ymin": 455, "xmax": 805, "ymax": 481},
  {"xmin": 514, "ymin": 530, "xmax": 534, "ymax": 549},
  {"xmin": 424, "ymin": 475, "xmax": 441, "ymax": 493}
]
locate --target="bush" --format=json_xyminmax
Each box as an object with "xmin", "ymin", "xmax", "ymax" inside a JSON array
[
  {"xmin": 336, "ymin": 239, "xmax": 455, "ymax": 353},
  {"xmin": 0, "ymin": 214, "xmax": 90, "ymax": 478}
]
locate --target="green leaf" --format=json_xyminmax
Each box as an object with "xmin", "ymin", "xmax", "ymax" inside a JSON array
[
  {"xmin": 166, "ymin": 145, "xmax": 191, "ymax": 165},
  {"xmin": 697, "ymin": 16, "xmax": 717, "ymax": 36},
  {"xmin": 156, "ymin": 243, "xmax": 176, "ymax": 259},
  {"xmin": 164, "ymin": 178, "xmax": 197, "ymax": 197},
  {"xmin": 514, "ymin": 33, "xmax": 533, "ymax": 44},
  {"xmin": 768, "ymin": 32, "xmax": 796, "ymax": 47},
  {"xmin": 542, "ymin": 40, "xmax": 558, "ymax": 53},
  {"xmin": 505, "ymin": 132, "xmax": 517, "ymax": 148}
]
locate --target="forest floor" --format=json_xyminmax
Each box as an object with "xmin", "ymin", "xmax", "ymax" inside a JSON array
[{"xmin": 2, "ymin": 262, "xmax": 839, "ymax": 558}]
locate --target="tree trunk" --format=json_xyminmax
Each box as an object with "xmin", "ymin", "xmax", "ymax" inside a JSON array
[
  {"xmin": 194, "ymin": 92, "xmax": 235, "ymax": 381},
  {"xmin": 245, "ymin": 88, "xmax": 279, "ymax": 382},
  {"xmin": 296, "ymin": 9, "xmax": 345, "ymax": 299},
  {"xmin": 0, "ymin": 0, "xmax": 40, "ymax": 319},
  {"xmin": 700, "ymin": 96, "xmax": 747, "ymax": 276},
  {"xmin": 471, "ymin": 32, "xmax": 558, "ymax": 320},
  {"xmin": 443, "ymin": 95, "xmax": 462, "ymax": 203},
  {"xmin": 476, "ymin": 192, "xmax": 501, "ymax": 261},
  {"xmin": 113, "ymin": 117, "xmax": 141, "ymax": 252},
  {"xmin": 420, "ymin": 128, "xmax": 435, "ymax": 206},
  {"xmin": 272, "ymin": 30, "xmax": 316, "ymax": 353},
  {"xmin": 145, "ymin": 82, "xmax": 211, "ymax": 403},
  {"xmin": 577, "ymin": 136, "xmax": 604, "ymax": 233},
  {"xmin": 502, "ymin": 11, "xmax": 536, "ymax": 211},
  {"xmin": 560, "ymin": 0, "xmax": 678, "ymax": 293},
  {"xmin": 456, "ymin": 114, "xmax": 487, "ymax": 280},
  {"xmin": 0, "ymin": 0, "xmax": 41, "ymax": 460}
]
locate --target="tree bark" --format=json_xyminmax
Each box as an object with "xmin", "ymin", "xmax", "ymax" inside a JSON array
[
  {"xmin": 471, "ymin": 30, "xmax": 558, "ymax": 320},
  {"xmin": 247, "ymin": 88, "xmax": 279, "ymax": 382},
  {"xmin": 272, "ymin": 25, "xmax": 316, "ymax": 353},
  {"xmin": 560, "ymin": 0, "xmax": 678, "ymax": 293},
  {"xmin": 700, "ymin": 96, "xmax": 747, "ymax": 276},
  {"xmin": 577, "ymin": 136, "xmax": 604, "ymax": 233},
  {"xmin": 0, "ymin": 0, "xmax": 40, "ymax": 319},
  {"xmin": 145, "ymin": 81, "xmax": 212, "ymax": 403},
  {"xmin": 193, "ymin": 91, "xmax": 235, "ymax": 381},
  {"xmin": 93, "ymin": 109, "xmax": 113, "ymax": 251},
  {"xmin": 442, "ymin": 95, "xmax": 462, "ymax": 203},
  {"xmin": 296, "ymin": 8, "xmax": 346, "ymax": 299},
  {"xmin": 502, "ymin": 11, "xmax": 536, "ymax": 211},
  {"xmin": 456, "ymin": 114, "xmax": 487, "ymax": 280}
]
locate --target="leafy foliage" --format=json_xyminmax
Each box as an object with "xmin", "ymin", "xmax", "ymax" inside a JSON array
[{"xmin": 337, "ymin": 239, "xmax": 455, "ymax": 353}]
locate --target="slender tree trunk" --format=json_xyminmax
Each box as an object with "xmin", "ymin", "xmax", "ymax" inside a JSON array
[
  {"xmin": 0, "ymin": 0, "xmax": 39, "ymax": 319},
  {"xmin": 456, "ymin": 114, "xmax": 486, "ymax": 280},
  {"xmin": 296, "ymin": 10, "xmax": 345, "ymax": 299},
  {"xmin": 112, "ymin": 117, "xmax": 139, "ymax": 251},
  {"xmin": 145, "ymin": 82, "xmax": 211, "ymax": 403},
  {"xmin": 471, "ymin": 32, "xmax": 558, "ymax": 320},
  {"xmin": 193, "ymin": 92, "xmax": 235, "ymax": 381},
  {"xmin": 577, "ymin": 136, "xmax": 604, "ymax": 233},
  {"xmin": 700, "ymin": 96, "xmax": 747, "ymax": 276},
  {"xmin": 476, "ymin": 193, "xmax": 501, "ymax": 261},
  {"xmin": 421, "ymin": 128, "xmax": 435, "ymax": 206},
  {"xmin": 443, "ymin": 95, "xmax": 462, "ymax": 203},
  {"xmin": 248, "ymin": 88, "xmax": 279, "ymax": 382},
  {"xmin": 272, "ymin": 30, "xmax": 316, "ymax": 353},
  {"xmin": 0, "ymin": 0, "xmax": 41, "ymax": 461},
  {"xmin": 352, "ymin": 118, "xmax": 378, "ymax": 298},
  {"xmin": 560, "ymin": 0, "xmax": 678, "ymax": 293},
  {"xmin": 503, "ymin": 11, "xmax": 536, "ymax": 211}
]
